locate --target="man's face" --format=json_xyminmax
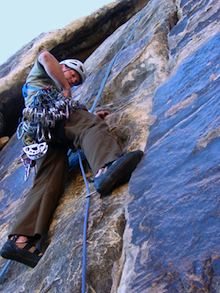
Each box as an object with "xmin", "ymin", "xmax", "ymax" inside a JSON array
[{"xmin": 62, "ymin": 67, "xmax": 81, "ymax": 87}]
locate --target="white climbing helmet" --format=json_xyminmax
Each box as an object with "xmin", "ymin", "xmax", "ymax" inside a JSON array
[{"xmin": 59, "ymin": 59, "xmax": 87, "ymax": 84}]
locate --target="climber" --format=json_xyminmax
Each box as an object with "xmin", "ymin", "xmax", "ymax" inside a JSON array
[{"xmin": 0, "ymin": 51, "xmax": 143, "ymax": 268}]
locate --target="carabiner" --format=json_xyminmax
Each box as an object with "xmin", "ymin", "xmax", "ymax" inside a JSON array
[{"xmin": 17, "ymin": 122, "xmax": 24, "ymax": 139}]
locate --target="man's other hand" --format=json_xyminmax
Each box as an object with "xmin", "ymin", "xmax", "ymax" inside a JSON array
[{"xmin": 96, "ymin": 111, "xmax": 110, "ymax": 119}]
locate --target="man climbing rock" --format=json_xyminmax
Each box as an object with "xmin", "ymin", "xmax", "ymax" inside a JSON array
[{"xmin": 0, "ymin": 51, "xmax": 143, "ymax": 268}]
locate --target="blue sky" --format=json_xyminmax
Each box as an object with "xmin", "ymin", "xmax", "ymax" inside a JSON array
[{"xmin": 0, "ymin": 0, "xmax": 112, "ymax": 65}]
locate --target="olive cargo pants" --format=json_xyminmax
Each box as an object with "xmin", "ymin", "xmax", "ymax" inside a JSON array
[{"xmin": 10, "ymin": 109, "xmax": 121, "ymax": 239}]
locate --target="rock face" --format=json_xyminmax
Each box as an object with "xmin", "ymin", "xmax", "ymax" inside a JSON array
[{"xmin": 0, "ymin": 0, "xmax": 220, "ymax": 292}]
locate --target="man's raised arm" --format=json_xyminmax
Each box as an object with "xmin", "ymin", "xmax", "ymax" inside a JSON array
[{"xmin": 38, "ymin": 51, "xmax": 72, "ymax": 98}]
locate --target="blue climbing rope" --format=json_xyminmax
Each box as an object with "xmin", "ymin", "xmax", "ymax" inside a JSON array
[
  {"xmin": 90, "ymin": 9, "xmax": 143, "ymax": 113},
  {"xmin": 77, "ymin": 149, "xmax": 91, "ymax": 293},
  {"xmin": 0, "ymin": 260, "xmax": 10, "ymax": 282},
  {"xmin": 80, "ymin": 9, "xmax": 143, "ymax": 293}
]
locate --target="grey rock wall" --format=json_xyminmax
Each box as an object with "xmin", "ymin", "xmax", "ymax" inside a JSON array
[{"xmin": 0, "ymin": 0, "xmax": 220, "ymax": 292}]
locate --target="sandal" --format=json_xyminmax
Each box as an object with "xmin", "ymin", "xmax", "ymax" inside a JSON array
[{"xmin": 0, "ymin": 235, "xmax": 42, "ymax": 268}]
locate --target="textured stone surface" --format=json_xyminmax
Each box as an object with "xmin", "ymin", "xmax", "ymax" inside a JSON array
[
  {"xmin": 0, "ymin": 137, "xmax": 9, "ymax": 150},
  {"xmin": 0, "ymin": 0, "xmax": 220, "ymax": 292},
  {"xmin": 121, "ymin": 33, "xmax": 220, "ymax": 292},
  {"xmin": 117, "ymin": 0, "xmax": 220, "ymax": 292}
]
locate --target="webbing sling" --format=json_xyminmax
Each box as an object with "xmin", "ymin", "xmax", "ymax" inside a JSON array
[{"xmin": 22, "ymin": 83, "xmax": 39, "ymax": 98}]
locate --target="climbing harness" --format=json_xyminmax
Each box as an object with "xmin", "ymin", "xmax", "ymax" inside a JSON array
[
  {"xmin": 18, "ymin": 85, "xmax": 88, "ymax": 146},
  {"xmin": 17, "ymin": 86, "xmax": 69, "ymax": 180},
  {"xmin": 17, "ymin": 86, "xmax": 87, "ymax": 180}
]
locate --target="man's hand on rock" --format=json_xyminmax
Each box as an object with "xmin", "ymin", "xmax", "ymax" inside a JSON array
[{"xmin": 96, "ymin": 110, "xmax": 110, "ymax": 119}]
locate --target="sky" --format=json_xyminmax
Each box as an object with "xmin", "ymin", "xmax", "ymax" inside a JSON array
[{"xmin": 0, "ymin": 0, "xmax": 113, "ymax": 65}]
